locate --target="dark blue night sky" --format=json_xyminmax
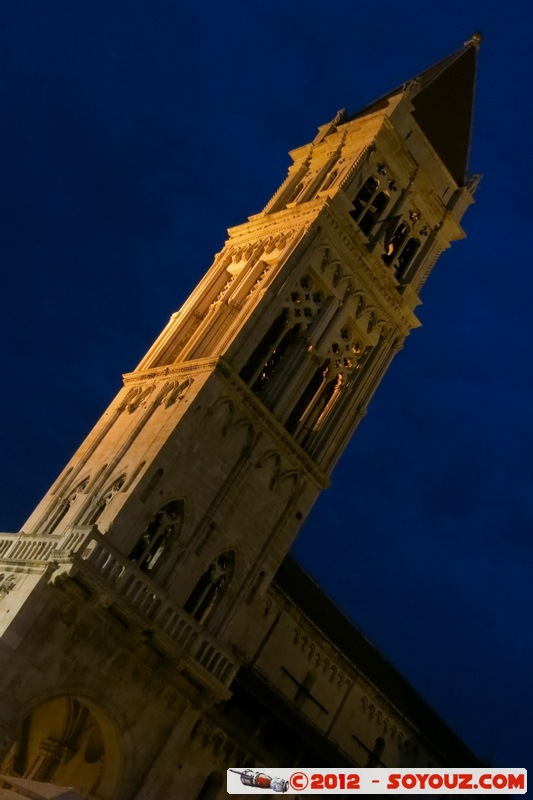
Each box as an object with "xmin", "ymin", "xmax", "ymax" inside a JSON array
[{"xmin": 1, "ymin": 0, "xmax": 531, "ymax": 775}]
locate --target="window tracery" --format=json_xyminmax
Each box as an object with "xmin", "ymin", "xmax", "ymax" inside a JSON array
[
  {"xmin": 240, "ymin": 273, "xmax": 325, "ymax": 398},
  {"xmin": 350, "ymin": 176, "xmax": 390, "ymax": 236},
  {"xmin": 250, "ymin": 324, "xmax": 299, "ymax": 395},
  {"xmin": 284, "ymin": 315, "xmax": 373, "ymax": 449},
  {"xmin": 383, "ymin": 222, "xmax": 409, "ymax": 265},
  {"xmin": 86, "ymin": 475, "xmax": 126, "ymax": 526},
  {"xmin": 129, "ymin": 499, "xmax": 184, "ymax": 575},
  {"xmin": 382, "ymin": 218, "xmax": 422, "ymax": 279},
  {"xmin": 239, "ymin": 310, "xmax": 290, "ymax": 387},
  {"xmin": 46, "ymin": 477, "xmax": 90, "ymax": 535},
  {"xmin": 184, "ymin": 551, "xmax": 235, "ymax": 625},
  {"xmin": 126, "ymin": 385, "xmax": 154, "ymax": 413},
  {"xmin": 396, "ymin": 237, "xmax": 420, "ymax": 279}
]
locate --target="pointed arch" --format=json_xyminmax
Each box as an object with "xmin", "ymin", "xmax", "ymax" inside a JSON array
[
  {"xmin": 230, "ymin": 417, "xmax": 257, "ymax": 459},
  {"xmin": 317, "ymin": 245, "xmax": 331, "ymax": 272},
  {"xmin": 208, "ymin": 396, "xmax": 236, "ymax": 436},
  {"xmin": 256, "ymin": 450, "xmax": 282, "ymax": 490},
  {"xmin": 382, "ymin": 221, "xmax": 410, "ymax": 265},
  {"xmin": 329, "ymin": 260, "xmax": 343, "ymax": 288},
  {"xmin": 367, "ymin": 310, "xmax": 377, "ymax": 333},
  {"xmin": 126, "ymin": 384, "xmax": 154, "ymax": 413},
  {"xmin": 129, "ymin": 499, "xmax": 185, "ymax": 575},
  {"xmin": 353, "ymin": 290, "xmax": 366, "ymax": 318},
  {"xmin": 86, "ymin": 474, "xmax": 126, "ymax": 527},
  {"xmin": 156, "ymin": 377, "xmax": 194, "ymax": 408},
  {"xmin": 0, "ymin": 696, "xmax": 122, "ymax": 797},
  {"xmin": 184, "ymin": 550, "xmax": 235, "ymax": 625},
  {"xmin": 350, "ymin": 176, "xmax": 390, "ymax": 236},
  {"xmin": 45, "ymin": 477, "xmax": 90, "ymax": 535},
  {"xmin": 285, "ymin": 360, "xmax": 330, "ymax": 437},
  {"xmin": 341, "ymin": 275, "xmax": 354, "ymax": 302},
  {"xmin": 396, "ymin": 237, "xmax": 420, "ymax": 279},
  {"xmin": 277, "ymin": 469, "xmax": 300, "ymax": 498}
]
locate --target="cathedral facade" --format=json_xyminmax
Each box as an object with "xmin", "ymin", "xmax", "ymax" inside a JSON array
[{"xmin": 0, "ymin": 39, "xmax": 480, "ymax": 799}]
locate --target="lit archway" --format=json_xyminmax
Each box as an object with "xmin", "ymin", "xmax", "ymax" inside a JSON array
[{"xmin": 0, "ymin": 696, "xmax": 121, "ymax": 798}]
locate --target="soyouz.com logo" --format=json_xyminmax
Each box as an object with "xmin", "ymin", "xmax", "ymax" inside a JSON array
[{"xmin": 227, "ymin": 767, "xmax": 527, "ymax": 794}]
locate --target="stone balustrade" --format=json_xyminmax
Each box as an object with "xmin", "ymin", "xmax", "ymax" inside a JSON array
[{"xmin": 0, "ymin": 527, "xmax": 238, "ymax": 689}]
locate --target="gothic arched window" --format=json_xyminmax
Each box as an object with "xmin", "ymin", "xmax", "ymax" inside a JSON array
[
  {"xmin": 285, "ymin": 361, "xmax": 330, "ymax": 436},
  {"xmin": 250, "ymin": 324, "xmax": 299, "ymax": 395},
  {"xmin": 86, "ymin": 476, "xmax": 126, "ymax": 526},
  {"xmin": 359, "ymin": 191, "xmax": 389, "ymax": 236},
  {"xmin": 350, "ymin": 177, "xmax": 390, "ymax": 236},
  {"xmin": 239, "ymin": 311, "xmax": 288, "ymax": 386},
  {"xmin": 352, "ymin": 176, "xmax": 378, "ymax": 218},
  {"xmin": 396, "ymin": 237, "xmax": 420, "ymax": 279},
  {"xmin": 382, "ymin": 222, "xmax": 409, "ymax": 266},
  {"xmin": 46, "ymin": 477, "xmax": 89, "ymax": 535},
  {"xmin": 129, "ymin": 500, "xmax": 184, "ymax": 575},
  {"xmin": 298, "ymin": 375, "xmax": 339, "ymax": 448},
  {"xmin": 184, "ymin": 551, "xmax": 235, "ymax": 625},
  {"xmin": 240, "ymin": 311, "xmax": 302, "ymax": 398}
]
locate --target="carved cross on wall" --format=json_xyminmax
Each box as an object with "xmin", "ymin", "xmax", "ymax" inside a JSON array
[{"xmin": 281, "ymin": 668, "xmax": 329, "ymax": 714}]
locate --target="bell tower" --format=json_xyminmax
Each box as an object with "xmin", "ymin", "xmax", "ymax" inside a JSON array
[{"xmin": 0, "ymin": 39, "xmax": 479, "ymax": 798}]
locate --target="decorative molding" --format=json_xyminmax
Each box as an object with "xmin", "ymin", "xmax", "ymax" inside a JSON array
[
  {"xmin": 123, "ymin": 359, "xmax": 218, "ymax": 386},
  {"xmin": 215, "ymin": 359, "xmax": 329, "ymax": 489},
  {"xmin": 292, "ymin": 626, "xmax": 350, "ymax": 689},
  {"xmin": 0, "ymin": 573, "xmax": 17, "ymax": 596}
]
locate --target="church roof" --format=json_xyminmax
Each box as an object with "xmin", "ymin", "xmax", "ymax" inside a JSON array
[
  {"xmin": 349, "ymin": 37, "xmax": 480, "ymax": 186},
  {"xmin": 275, "ymin": 556, "xmax": 482, "ymax": 766}
]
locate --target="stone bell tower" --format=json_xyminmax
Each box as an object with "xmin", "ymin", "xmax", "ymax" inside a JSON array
[{"xmin": 0, "ymin": 38, "xmax": 479, "ymax": 799}]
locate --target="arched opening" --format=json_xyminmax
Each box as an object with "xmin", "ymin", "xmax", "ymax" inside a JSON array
[
  {"xmin": 382, "ymin": 222, "xmax": 409, "ymax": 266},
  {"xmin": 358, "ymin": 191, "xmax": 389, "ymax": 235},
  {"xmin": 129, "ymin": 499, "xmax": 184, "ymax": 575},
  {"xmin": 351, "ymin": 176, "xmax": 378, "ymax": 218},
  {"xmin": 250, "ymin": 324, "xmax": 299, "ymax": 395},
  {"xmin": 86, "ymin": 476, "xmax": 126, "ymax": 527},
  {"xmin": 298, "ymin": 376, "xmax": 339, "ymax": 448},
  {"xmin": 396, "ymin": 237, "xmax": 420, "ymax": 279},
  {"xmin": 184, "ymin": 551, "xmax": 235, "ymax": 625},
  {"xmin": 285, "ymin": 361, "xmax": 329, "ymax": 436},
  {"xmin": 239, "ymin": 311, "xmax": 288, "ymax": 386},
  {"xmin": 46, "ymin": 478, "xmax": 89, "ymax": 535},
  {"xmin": 0, "ymin": 696, "xmax": 121, "ymax": 799},
  {"xmin": 350, "ymin": 177, "xmax": 390, "ymax": 237}
]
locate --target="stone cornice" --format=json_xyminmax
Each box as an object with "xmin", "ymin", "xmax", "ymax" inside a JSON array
[
  {"xmin": 228, "ymin": 198, "xmax": 324, "ymax": 242},
  {"xmin": 122, "ymin": 358, "xmax": 218, "ymax": 386},
  {"xmin": 123, "ymin": 356, "xmax": 329, "ymax": 488}
]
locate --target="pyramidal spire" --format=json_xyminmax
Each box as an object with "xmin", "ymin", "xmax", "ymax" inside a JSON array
[{"xmin": 350, "ymin": 36, "xmax": 480, "ymax": 186}]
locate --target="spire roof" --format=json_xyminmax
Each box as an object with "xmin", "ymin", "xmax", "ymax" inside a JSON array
[{"xmin": 350, "ymin": 37, "xmax": 479, "ymax": 186}]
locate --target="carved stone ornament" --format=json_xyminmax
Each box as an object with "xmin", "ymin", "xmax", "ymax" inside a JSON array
[{"xmin": 0, "ymin": 574, "xmax": 17, "ymax": 596}]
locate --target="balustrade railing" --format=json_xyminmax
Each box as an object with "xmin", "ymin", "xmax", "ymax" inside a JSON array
[{"xmin": 0, "ymin": 527, "xmax": 237, "ymax": 687}]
